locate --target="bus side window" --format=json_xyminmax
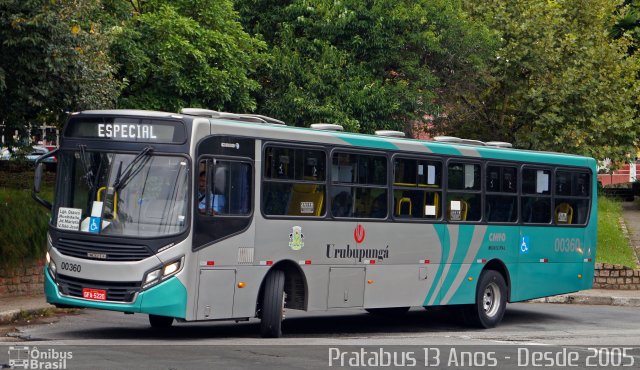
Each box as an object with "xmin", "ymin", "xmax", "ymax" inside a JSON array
[
  {"xmin": 199, "ymin": 159, "xmax": 252, "ymax": 216},
  {"xmin": 263, "ymin": 146, "xmax": 326, "ymax": 217},
  {"xmin": 521, "ymin": 167, "xmax": 552, "ymax": 224},
  {"xmin": 485, "ymin": 165, "xmax": 518, "ymax": 223},
  {"xmin": 332, "ymin": 152, "xmax": 387, "ymax": 219}
]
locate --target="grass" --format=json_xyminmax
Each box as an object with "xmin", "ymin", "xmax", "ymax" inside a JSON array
[{"xmin": 597, "ymin": 196, "xmax": 637, "ymax": 268}]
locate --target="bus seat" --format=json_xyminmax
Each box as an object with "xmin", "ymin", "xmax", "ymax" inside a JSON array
[
  {"xmin": 448, "ymin": 199, "xmax": 468, "ymax": 221},
  {"xmin": 555, "ymin": 202, "xmax": 573, "ymax": 224},
  {"xmin": 395, "ymin": 197, "xmax": 412, "ymax": 216},
  {"xmin": 424, "ymin": 192, "xmax": 439, "ymax": 218},
  {"xmin": 287, "ymin": 183, "xmax": 323, "ymax": 216}
]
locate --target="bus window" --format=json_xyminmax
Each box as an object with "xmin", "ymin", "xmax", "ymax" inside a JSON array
[
  {"xmin": 331, "ymin": 152, "xmax": 387, "ymax": 218},
  {"xmin": 393, "ymin": 157, "xmax": 442, "ymax": 219},
  {"xmin": 199, "ymin": 159, "xmax": 251, "ymax": 216},
  {"xmin": 263, "ymin": 146, "xmax": 326, "ymax": 217},
  {"xmin": 485, "ymin": 165, "xmax": 518, "ymax": 223},
  {"xmin": 447, "ymin": 162, "xmax": 481, "ymax": 221},
  {"xmin": 522, "ymin": 167, "xmax": 552, "ymax": 224},
  {"xmin": 554, "ymin": 171, "xmax": 590, "ymax": 225}
]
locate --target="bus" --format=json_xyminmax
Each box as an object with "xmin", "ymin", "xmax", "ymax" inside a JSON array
[{"xmin": 33, "ymin": 109, "xmax": 597, "ymax": 337}]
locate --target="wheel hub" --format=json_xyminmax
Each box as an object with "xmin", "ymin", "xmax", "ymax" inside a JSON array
[{"xmin": 483, "ymin": 282, "xmax": 501, "ymax": 318}]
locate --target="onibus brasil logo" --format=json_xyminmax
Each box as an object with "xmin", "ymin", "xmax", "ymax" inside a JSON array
[{"xmin": 7, "ymin": 346, "xmax": 72, "ymax": 369}]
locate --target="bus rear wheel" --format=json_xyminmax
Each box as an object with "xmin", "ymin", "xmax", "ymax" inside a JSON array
[
  {"xmin": 260, "ymin": 269, "xmax": 285, "ymax": 338},
  {"xmin": 148, "ymin": 314, "xmax": 174, "ymax": 329},
  {"xmin": 463, "ymin": 270, "xmax": 507, "ymax": 328}
]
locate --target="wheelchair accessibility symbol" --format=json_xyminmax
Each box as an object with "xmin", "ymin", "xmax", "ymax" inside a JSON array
[
  {"xmin": 520, "ymin": 236, "xmax": 530, "ymax": 254},
  {"xmin": 89, "ymin": 217, "xmax": 101, "ymax": 233}
]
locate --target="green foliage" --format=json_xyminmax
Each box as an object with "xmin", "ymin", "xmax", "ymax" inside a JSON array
[
  {"xmin": 441, "ymin": 0, "xmax": 640, "ymax": 164},
  {"xmin": 612, "ymin": 0, "xmax": 640, "ymax": 54},
  {"xmin": 0, "ymin": 187, "xmax": 50, "ymax": 266},
  {"xmin": 597, "ymin": 196, "xmax": 637, "ymax": 268},
  {"xmin": 238, "ymin": 0, "xmax": 496, "ymax": 133},
  {"xmin": 0, "ymin": 0, "xmax": 120, "ymax": 146},
  {"xmin": 111, "ymin": 0, "xmax": 266, "ymax": 112}
]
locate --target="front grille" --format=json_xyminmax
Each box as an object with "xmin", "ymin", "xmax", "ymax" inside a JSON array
[
  {"xmin": 56, "ymin": 274, "xmax": 141, "ymax": 303},
  {"xmin": 56, "ymin": 238, "xmax": 153, "ymax": 261}
]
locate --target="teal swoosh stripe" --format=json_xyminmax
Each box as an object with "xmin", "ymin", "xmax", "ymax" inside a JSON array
[
  {"xmin": 424, "ymin": 225, "xmax": 448, "ymax": 305},
  {"xmin": 434, "ymin": 225, "xmax": 475, "ymax": 305},
  {"xmin": 337, "ymin": 135, "xmax": 399, "ymax": 150},
  {"xmin": 424, "ymin": 143, "xmax": 461, "ymax": 156}
]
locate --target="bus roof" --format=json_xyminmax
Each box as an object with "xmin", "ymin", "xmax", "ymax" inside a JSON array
[{"xmin": 72, "ymin": 109, "xmax": 595, "ymax": 169}]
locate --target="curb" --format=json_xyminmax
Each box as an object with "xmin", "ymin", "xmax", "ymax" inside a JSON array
[
  {"xmin": 0, "ymin": 306, "xmax": 53, "ymax": 325},
  {"xmin": 529, "ymin": 294, "xmax": 640, "ymax": 307}
]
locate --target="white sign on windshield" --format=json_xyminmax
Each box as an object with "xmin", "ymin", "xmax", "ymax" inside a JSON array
[{"xmin": 56, "ymin": 207, "xmax": 82, "ymax": 231}]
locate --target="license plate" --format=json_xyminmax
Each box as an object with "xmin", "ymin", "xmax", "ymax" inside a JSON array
[{"xmin": 82, "ymin": 288, "xmax": 106, "ymax": 301}]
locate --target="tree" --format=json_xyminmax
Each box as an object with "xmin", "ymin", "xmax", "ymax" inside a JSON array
[
  {"xmin": 237, "ymin": 0, "xmax": 495, "ymax": 133},
  {"xmin": 0, "ymin": 0, "xmax": 120, "ymax": 147},
  {"xmin": 110, "ymin": 0, "xmax": 266, "ymax": 113},
  {"xmin": 437, "ymin": 0, "xmax": 640, "ymax": 163}
]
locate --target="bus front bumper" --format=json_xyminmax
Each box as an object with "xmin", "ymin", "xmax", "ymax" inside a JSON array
[{"xmin": 44, "ymin": 267, "xmax": 187, "ymax": 319}]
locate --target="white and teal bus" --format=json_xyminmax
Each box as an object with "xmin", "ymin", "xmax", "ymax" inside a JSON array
[{"xmin": 33, "ymin": 109, "xmax": 597, "ymax": 337}]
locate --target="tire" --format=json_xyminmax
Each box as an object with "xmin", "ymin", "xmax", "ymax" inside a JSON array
[
  {"xmin": 365, "ymin": 307, "xmax": 410, "ymax": 316},
  {"xmin": 260, "ymin": 269, "xmax": 286, "ymax": 338},
  {"xmin": 148, "ymin": 314, "xmax": 174, "ymax": 329},
  {"xmin": 463, "ymin": 270, "xmax": 507, "ymax": 328}
]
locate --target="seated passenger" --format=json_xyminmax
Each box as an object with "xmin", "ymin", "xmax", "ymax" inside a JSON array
[{"xmin": 198, "ymin": 170, "xmax": 225, "ymax": 214}]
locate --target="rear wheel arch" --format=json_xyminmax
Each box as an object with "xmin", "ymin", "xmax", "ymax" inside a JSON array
[{"xmin": 483, "ymin": 259, "xmax": 511, "ymax": 302}]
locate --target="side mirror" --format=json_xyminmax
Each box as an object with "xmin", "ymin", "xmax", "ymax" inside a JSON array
[
  {"xmin": 32, "ymin": 148, "xmax": 57, "ymax": 210},
  {"xmin": 34, "ymin": 163, "xmax": 44, "ymax": 193}
]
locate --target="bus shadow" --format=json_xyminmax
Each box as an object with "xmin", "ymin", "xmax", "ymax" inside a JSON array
[{"xmin": 38, "ymin": 304, "xmax": 571, "ymax": 340}]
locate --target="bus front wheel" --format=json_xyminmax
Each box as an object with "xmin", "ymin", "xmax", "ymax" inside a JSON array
[
  {"xmin": 148, "ymin": 314, "xmax": 174, "ymax": 329},
  {"xmin": 463, "ymin": 270, "xmax": 507, "ymax": 328},
  {"xmin": 260, "ymin": 269, "xmax": 286, "ymax": 338}
]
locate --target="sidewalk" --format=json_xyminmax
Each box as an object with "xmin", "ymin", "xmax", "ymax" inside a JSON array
[
  {"xmin": 0, "ymin": 294, "xmax": 53, "ymax": 324},
  {"xmin": 622, "ymin": 201, "xmax": 640, "ymax": 263},
  {"xmin": 529, "ymin": 289, "xmax": 640, "ymax": 306}
]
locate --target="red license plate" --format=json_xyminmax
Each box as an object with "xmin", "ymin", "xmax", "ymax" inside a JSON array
[{"xmin": 82, "ymin": 288, "xmax": 106, "ymax": 301}]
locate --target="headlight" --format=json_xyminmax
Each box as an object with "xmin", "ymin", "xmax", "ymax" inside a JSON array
[
  {"xmin": 48, "ymin": 260, "xmax": 57, "ymax": 278},
  {"xmin": 145, "ymin": 269, "xmax": 161, "ymax": 285},
  {"xmin": 46, "ymin": 251, "xmax": 50, "ymax": 264},
  {"xmin": 143, "ymin": 257, "xmax": 183, "ymax": 290},
  {"xmin": 163, "ymin": 260, "xmax": 180, "ymax": 277}
]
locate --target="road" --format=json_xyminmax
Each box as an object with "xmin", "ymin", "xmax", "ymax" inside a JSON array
[{"xmin": 2, "ymin": 303, "xmax": 640, "ymax": 369}]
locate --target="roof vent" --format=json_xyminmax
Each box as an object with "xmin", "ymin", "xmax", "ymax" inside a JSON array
[
  {"xmin": 433, "ymin": 136, "xmax": 462, "ymax": 143},
  {"xmin": 310, "ymin": 123, "xmax": 344, "ymax": 131},
  {"xmin": 375, "ymin": 130, "xmax": 405, "ymax": 138},
  {"xmin": 459, "ymin": 139, "xmax": 486, "ymax": 146},
  {"xmin": 180, "ymin": 108, "xmax": 285, "ymax": 125},
  {"xmin": 486, "ymin": 141, "xmax": 513, "ymax": 148}
]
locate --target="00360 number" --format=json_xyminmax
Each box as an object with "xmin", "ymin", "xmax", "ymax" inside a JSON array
[
  {"xmin": 60, "ymin": 262, "xmax": 81, "ymax": 273},
  {"xmin": 554, "ymin": 238, "xmax": 581, "ymax": 253}
]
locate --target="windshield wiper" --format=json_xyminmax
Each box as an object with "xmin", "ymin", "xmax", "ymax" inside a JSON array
[{"xmin": 112, "ymin": 146, "xmax": 154, "ymax": 192}]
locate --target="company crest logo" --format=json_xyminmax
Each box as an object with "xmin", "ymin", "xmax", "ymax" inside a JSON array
[
  {"xmin": 354, "ymin": 224, "xmax": 366, "ymax": 244},
  {"xmin": 288, "ymin": 226, "xmax": 304, "ymax": 250}
]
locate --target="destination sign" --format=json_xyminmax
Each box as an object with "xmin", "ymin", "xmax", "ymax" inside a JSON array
[{"xmin": 65, "ymin": 117, "xmax": 186, "ymax": 143}]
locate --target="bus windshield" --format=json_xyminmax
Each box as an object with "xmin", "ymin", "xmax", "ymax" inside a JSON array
[{"xmin": 53, "ymin": 150, "xmax": 190, "ymax": 237}]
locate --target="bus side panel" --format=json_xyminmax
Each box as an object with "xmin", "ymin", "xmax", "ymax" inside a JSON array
[
  {"xmin": 363, "ymin": 264, "xmax": 440, "ymax": 308},
  {"xmin": 511, "ymin": 262, "xmax": 585, "ymax": 301},
  {"xmin": 512, "ymin": 226, "xmax": 589, "ymax": 301}
]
